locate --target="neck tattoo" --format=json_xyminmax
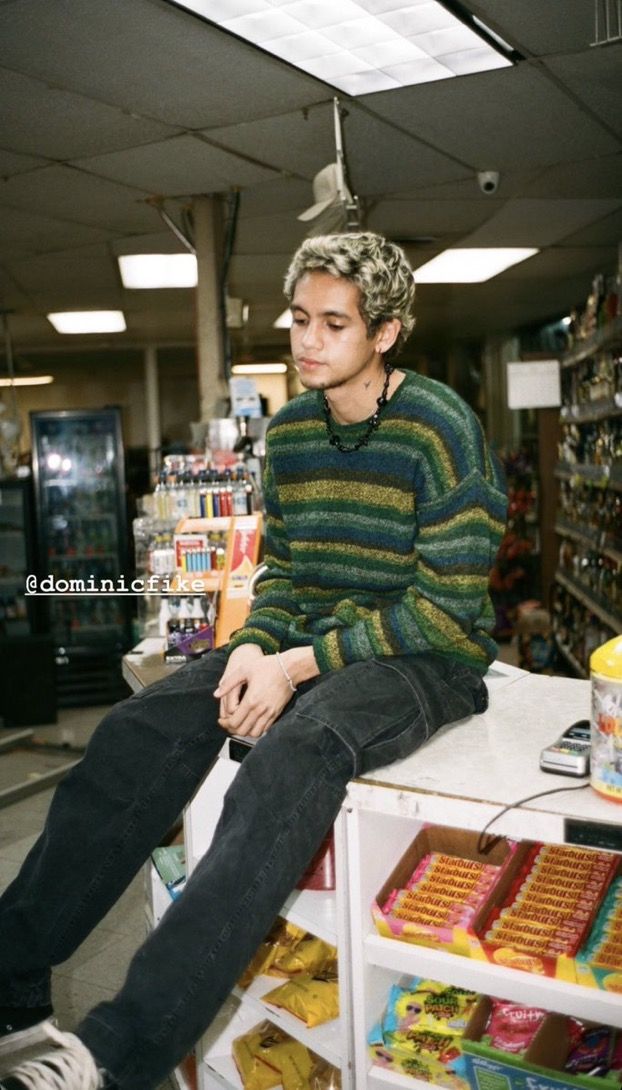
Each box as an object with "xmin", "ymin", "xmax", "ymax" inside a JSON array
[{"xmin": 323, "ymin": 362, "xmax": 394, "ymax": 454}]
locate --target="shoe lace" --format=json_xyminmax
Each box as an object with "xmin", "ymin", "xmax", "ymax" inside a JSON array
[{"xmin": 7, "ymin": 1026, "xmax": 101, "ymax": 1090}]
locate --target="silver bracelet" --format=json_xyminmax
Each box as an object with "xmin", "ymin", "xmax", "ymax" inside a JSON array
[{"xmin": 276, "ymin": 651, "xmax": 297, "ymax": 693}]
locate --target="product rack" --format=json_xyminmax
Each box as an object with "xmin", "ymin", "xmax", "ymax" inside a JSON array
[
  {"xmin": 124, "ymin": 651, "xmax": 622, "ymax": 1090},
  {"xmin": 553, "ymin": 316, "xmax": 622, "ymax": 675}
]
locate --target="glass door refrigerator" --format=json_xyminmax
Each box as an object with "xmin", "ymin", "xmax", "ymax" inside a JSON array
[
  {"xmin": 0, "ymin": 475, "xmax": 38, "ymax": 637},
  {"xmin": 31, "ymin": 408, "xmax": 133, "ymax": 706},
  {"xmin": 0, "ymin": 475, "xmax": 57, "ymax": 725}
]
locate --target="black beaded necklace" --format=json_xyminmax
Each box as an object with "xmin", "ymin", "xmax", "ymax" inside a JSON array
[{"xmin": 323, "ymin": 363, "xmax": 394, "ymax": 454}]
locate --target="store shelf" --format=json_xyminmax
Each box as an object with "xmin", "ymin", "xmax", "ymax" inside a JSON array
[
  {"xmin": 555, "ymin": 462, "xmax": 622, "ymax": 491},
  {"xmin": 233, "ymin": 975, "xmax": 341, "ymax": 1067},
  {"xmin": 364, "ymin": 933, "xmax": 622, "ymax": 1028},
  {"xmin": 553, "ymin": 634, "xmax": 588, "ymax": 679},
  {"xmin": 281, "ymin": 887, "xmax": 337, "ymax": 946},
  {"xmin": 368, "ymin": 1066, "xmax": 434, "ymax": 1090},
  {"xmin": 168, "ymin": 572, "xmax": 222, "ymax": 593},
  {"xmin": 554, "ymin": 519, "xmax": 622, "ymax": 565},
  {"xmin": 560, "ymin": 397, "xmax": 622, "ymax": 423},
  {"xmin": 561, "ymin": 315, "xmax": 622, "ymax": 368},
  {"xmin": 202, "ymin": 1055, "xmax": 242, "ymax": 1089},
  {"xmin": 554, "ymin": 568, "xmax": 622, "ymax": 632}
]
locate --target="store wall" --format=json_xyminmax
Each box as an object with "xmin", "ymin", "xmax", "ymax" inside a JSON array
[{"xmin": 8, "ymin": 350, "xmax": 292, "ymax": 459}]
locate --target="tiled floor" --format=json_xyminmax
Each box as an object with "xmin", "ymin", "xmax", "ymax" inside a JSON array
[{"xmin": 0, "ymin": 706, "xmax": 175, "ymax": 1090}]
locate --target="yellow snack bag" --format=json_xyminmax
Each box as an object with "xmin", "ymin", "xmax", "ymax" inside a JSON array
[
  {"xmin": 262, "ymin": 966, "xmax": 339, "ymax": 1028},
  {"xmin": 271, "ymin": 936, "xmax": 337, "ymax": 978},
  {"xmin": 310, "ymin": 1058, "xmax": 342, "ymax": 1089},
  {"xmin": 239, "ymin": 918, "xmax": 307, "ymax": 988},
  {"xmin": 232, "ymin": 1021, "xmax": 314, "ymax": 1090},
  {"xmin": 231, "ymin": 1023, "xmax": 282, "ymax": 1090}
]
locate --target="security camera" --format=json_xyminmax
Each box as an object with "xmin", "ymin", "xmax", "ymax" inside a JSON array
[{"xmin": 477, "ymin": 170, "xmax": 500, "ymax": 195}]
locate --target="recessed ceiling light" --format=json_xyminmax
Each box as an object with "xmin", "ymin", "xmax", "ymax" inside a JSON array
[
  {"xmin": 118, "ymin": 253, "xmax": 198, "ymax": 289},
  {"xmin": 232, "ymin": 362, "xmax": 288, "ymax": 374},
  {"xmin": 47, "ymin": 311, "xmax": 127, "ymax": 334},
  {"xmin": 413, "ymin": 247, "xmax": 539, "ymax": 283},
  {"xmin": 0, "ymin": 375, "xmax": 54, "ymax": 386},
  {"xmin": 173, "ymin": 0, "xmax": 517, "ymax": 95}
]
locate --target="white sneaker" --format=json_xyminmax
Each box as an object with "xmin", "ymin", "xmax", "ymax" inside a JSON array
[
  {"xmin": 0, "ymin": 1021, "xmax": 59, "ymax": 1077},
  {"xmin": 0, "ymin": 1024, "xmax": 104, "ymax": 1090}
]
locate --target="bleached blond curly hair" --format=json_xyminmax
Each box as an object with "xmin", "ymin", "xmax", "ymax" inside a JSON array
[{"xmin": 283, "ymin": 231, "xmax": 416, "ymax": 359}]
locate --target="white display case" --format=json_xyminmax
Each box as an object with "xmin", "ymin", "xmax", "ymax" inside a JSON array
[{"xmin": 125, "ymin": 651, "xmax": 622, "ymax": 1090}]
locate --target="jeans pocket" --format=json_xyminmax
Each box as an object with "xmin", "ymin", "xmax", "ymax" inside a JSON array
[{"xmin": 357, "ymin": 707, "xmax": 427, "ymax": 776}]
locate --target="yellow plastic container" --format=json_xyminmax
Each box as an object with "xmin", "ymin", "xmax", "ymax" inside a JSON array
[{"xmin": 590, "ymin": 635, "xmax": 622, "ymax": 802}]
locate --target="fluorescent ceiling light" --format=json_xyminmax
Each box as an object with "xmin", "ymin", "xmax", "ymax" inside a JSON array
[
  {"xmin": 0, "ymin": 375, "xmax": 54, "ymax": 386},
  {"xmin": 232, "ymin": 362, "xmax": 288, "ymax": 374},
  {"xmin": 118, "ymin": 253, "xmax": 198, "ymax": 289},
  {"xmin": 47, "ymin": 311, "xmax": 127, "ymax": 334},
  {"xmin": 175, "ymin": 0, "xmax": 515, "ymax": 95},
  {"xmin": 413, "ymin": 248, "xmax": 539, "ymax": 283},
  {"xmin": 273, "ymin": 309, "xmax": 293, "ymax": 329}
]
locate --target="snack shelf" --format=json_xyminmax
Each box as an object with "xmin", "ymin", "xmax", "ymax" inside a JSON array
[
  {"xmin": 368, "ymin": 1066, "xmax": 430, "ymax": 1090},
  {"xmin": 199, "ymin": 996, "xmax": 255, "ymax": 1090},
  {"xmin": 364, "ymin": 932, "xmax": 622, "ymax": 1028},
  {"xmin": 280, "ymin": 887, "xmax": 337, "ymax": 945},
  {"xmin": 233, "ymin": 974, "xmax": 342, "ymax": 1067},
  {"xmin": 554, "ymin": 568, "xmax": 622, "ymax": 633},
  {"xmin": 126, "ymin": 649, "xmax": 622, "ymax": 1090}
]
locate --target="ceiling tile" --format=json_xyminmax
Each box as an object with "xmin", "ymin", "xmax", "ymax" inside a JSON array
[
  {"xmin": 72, "ymin": 134, "xmax": 275, "ymax": 193},
  {"xmin": 460, "ymin": 198, "xmax": 622, "ymax": 247},
  {"xmin": 544, "ymin": 46, "xmax": 622, "ymax": 136},
  {"xmin": 0, "ymin": 146, "xmax": 47, "ymax": 177},
  {"xmin": 208, "ymin": 101, "xmax": 467, "ymax": 199},
  {"xmin": 0, "ymin": 165, "xmax": 156, "ymax": 232},
  {"xmin": 4, "ymin": 253, "xmax": 121, "ymax": 296},
  {"xmin": 0, "ymin": 0, "xmax": 327, "ymax": 128},
  {"xmin": 365, "ymin": 197, "xmax": 496, "ymax": 239},
  {"xmin": 500, "ymin": 245, "xmax": 617, "ymax": 281},
  {"xmin": 467, "ymin": 0, "xmax": 595, "ymax": 57},
  {"xmin": 521, "ymin": 153, "xmax": 622, "ymax": 199},
  {"xmin": 234, "ymin": 210, "xmax": 306, "ymax": 254},
  {"xmin": 558, "ymin": 205, "xmax": 622, "ymax": 248},
  {"xmin": 360, "ymin": 64, "xmax": 619, "ymax": 171},
  {"xmin": 237, "ymin": 176, "xmax": 320, "ymax": 217},
  {"xmin": 0, "ymin": 204, "xmax": 113, "ymax": 255},
  {"xmin": 0, "ymin": 66, "xmax": 179, "ymax": 159}
]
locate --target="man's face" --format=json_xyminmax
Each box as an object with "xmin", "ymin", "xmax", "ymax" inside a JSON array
[{"xmin": 289, "ymin": 270, "xmax": 383, "ymax": 392}]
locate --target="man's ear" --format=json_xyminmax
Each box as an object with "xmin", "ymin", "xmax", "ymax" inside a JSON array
[{"xmin": 375, "ymin": 318, "xmax": 401, "ymax": 355}]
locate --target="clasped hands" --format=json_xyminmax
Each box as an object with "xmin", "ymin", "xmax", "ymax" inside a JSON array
[{"xmin": 214, "ymin": 644, "xmax": 318, "ymax": 738}]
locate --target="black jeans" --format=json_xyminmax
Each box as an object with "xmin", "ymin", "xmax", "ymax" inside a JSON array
[{"xmin": 0, "ymin": 646, "xmax": 487, "ymax": 1089}]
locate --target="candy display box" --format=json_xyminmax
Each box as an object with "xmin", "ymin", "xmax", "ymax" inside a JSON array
[
  {"xmin": 474, "ymin": 848, "xmax": 620, "ymax": 983},
  {"xmin": 574, "ymin": 867, "xmax": 622, "ymax": 991},
  {"xmin": 372, "ymin": 824, "xmax": 523, "ymax": 957},
  {"xmin": 462, "ymin": 999, "xmax": 619, "ymax": 1090}
]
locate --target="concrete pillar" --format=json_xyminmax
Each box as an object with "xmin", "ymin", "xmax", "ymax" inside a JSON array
[
  {"xmin": 482, "ymin": 334, "xmax": 521, "ymax": 451},
  {"xmin": 143, "ymin": 344, "xmax": 161, "ymax": 483},
  {"xmin": 193, "ymin": 195, "xmax": 228, "ymax": 420}
]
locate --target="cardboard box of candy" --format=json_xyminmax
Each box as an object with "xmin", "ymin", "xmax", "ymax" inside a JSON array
[
  {"xmin": 574, "ymin": 871, "xmax": 622, "ymax": 991},
  {"xmin": 474, "ymin": 843, "xmax": 620, "ymax": 982},
  {"xmin": 372, "ymin": 824, "xmax": 523, "ymax": 957},
  {"xmin": 462, "ymin": 998, "xmax": 621, "ymax": 1090}
]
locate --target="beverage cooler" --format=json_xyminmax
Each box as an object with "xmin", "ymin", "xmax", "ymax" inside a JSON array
[
  {"xmin": 30, "ymin": 409, "xmax": 133, "ymax": 706},
  {"xmin": 0, "ymin": 476, "xmax": 39, "ymax": 637}
]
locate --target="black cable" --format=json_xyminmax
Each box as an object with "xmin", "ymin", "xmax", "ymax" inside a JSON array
[{"xmin": 477, "ymin": 781, "xmax": 591, "ymax": 854}]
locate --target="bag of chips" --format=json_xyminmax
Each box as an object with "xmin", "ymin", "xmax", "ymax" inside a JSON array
[
  {"xmin": 232, "ymin": 1020, "xmax": 314, "ymax": 1090},
  {"xmin": 262, "ymin": 966, "xmax": 339, "ymax": 1028}
]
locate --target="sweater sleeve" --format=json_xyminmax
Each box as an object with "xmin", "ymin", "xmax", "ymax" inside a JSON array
[
  {"xmin": 312, "ymin": 443, "xmax": 507, "ymax": 674},
  {"xmin": 227, "ymin": 449, "xmax": 300, "ymax": 655}
]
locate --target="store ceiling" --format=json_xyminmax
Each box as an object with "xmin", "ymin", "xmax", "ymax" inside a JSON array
[{"xmin": 0, "ymin": 0, "xmax": 621, "ymax": 363}]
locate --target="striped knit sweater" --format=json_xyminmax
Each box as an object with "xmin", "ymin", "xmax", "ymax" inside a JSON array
[{"xmin": 228, "ymin": 370, "xmax": 507, "ymax": 675}]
